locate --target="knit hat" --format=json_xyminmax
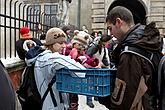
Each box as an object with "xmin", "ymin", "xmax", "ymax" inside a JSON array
[
  {"xmin": 77, "ymin": 55, "xmax": 99, "ymax": 68},
  {"xmin": 45, "ymin": 27, "xmax": 66, "ymax": 46},
  {"xmin": 20, "ymin": 27, "xmax": 30, "ymax": 35},
  {"xmin": 71, "ymin": 31, "xmax": 90, "ymax": 48}
]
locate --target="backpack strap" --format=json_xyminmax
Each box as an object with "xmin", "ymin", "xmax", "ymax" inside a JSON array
[
  {"xmin": 41, "ymin": 74, "xmax": 57, "ymax": 107},
  {"xmin": 121, "ymin": 46, "xmax": 154, "ymax": 69},
  {"xmin": 121, "ymin": 46, "xmax": 160, "ymax": 107},
  {"xmin": 158, "ymin": 56, "xmax": 165, "ymax": 95}
]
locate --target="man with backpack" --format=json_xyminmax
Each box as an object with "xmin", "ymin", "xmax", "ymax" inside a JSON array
[{"xmin": 98, "ymin": 6, "xmax": 163, "ymax": 110}]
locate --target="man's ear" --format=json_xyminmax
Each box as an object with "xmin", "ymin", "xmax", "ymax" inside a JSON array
[{"xmin": 116, "ymin": 18, "xmax": 123, "ymax": 27}]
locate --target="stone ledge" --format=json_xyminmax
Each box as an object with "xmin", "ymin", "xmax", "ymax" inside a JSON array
[
  {"xmin": 1, "ymin": 57, "xmax": 25, "ymax": 90},
  {"xmin": 151, "ymin": 2, "xmax": 165, "ymax": 7},
  {"xmin": 150, "ymin": 7, "xmax": 164, "ymax": 13},
  {"xmin": 93, "ymin": 17, "xmax": 105, "ymax": 23},
  {"xmin": 92, "ymin": 23, "xmax": 105, "ymax": 29},
  {"xmin": 149, "ymin": 14, "xmax": 165, "ymax": 16},
  {"xmin": 91, "ymin": 14, "xmax": 105, "ymax": 18},
  {"xmin": 151, "ymin": 0, "xmax": 165, "ymax": 2},
  {"xmin": 93, "ymin": 0, "xmax": 104, "ymax": 3},
  {"xmin": 93, "ymin": 9, "xmax": 105, "ymax": 15},
  {"xmin": 92, "ymin": 4, "xmax": 104, "ymax": 9},
  {"xmin": 150, "ymin": 16, "xmax": 164, "ymax": 22},
  {"xmin": 1, "ymin": 57, "xmax": 25, "ymax": 73}
]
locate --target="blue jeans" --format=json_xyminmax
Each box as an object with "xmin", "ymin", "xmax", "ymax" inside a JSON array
[{"xmin": 86, "ymin": 96, "xmax": 93, "ymax": 103}]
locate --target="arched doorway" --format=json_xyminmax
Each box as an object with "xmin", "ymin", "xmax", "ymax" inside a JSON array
[{"xmin": 107, "ymin": 0, "xmax": 147, "ymax": 25}]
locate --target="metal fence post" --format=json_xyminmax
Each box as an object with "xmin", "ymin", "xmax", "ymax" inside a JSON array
[
  {"xmin": 32, "ymin": 8, "xmax": 36, "ymax": 37},
  {"xmin": 9, "ymin": 0, "xmax": 13, "ymax": 58},
  {"xmin": 23, "ymin": 4, "xmax": 26, "ymax": 26},
  {"xmin": 18, "ymin": 2, "xmax": 23, "ymax": 39},
  {"xmin": 4, "ymin": 0, "xmax": 7, "ymax": 58},
  {"xmin": 14, "ymin": 0, "xmax": 18, "ymax": 56}
]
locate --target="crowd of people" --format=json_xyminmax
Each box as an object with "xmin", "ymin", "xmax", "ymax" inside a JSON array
[
  {"xmin": 1, "ymin": 5, "xmax": 165, "ymax": 110},
  {"xmin": 16, "ymin": 23, "xmax": 114, "ymax": 110}
]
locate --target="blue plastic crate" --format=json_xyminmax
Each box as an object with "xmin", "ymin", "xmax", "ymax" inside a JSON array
[{"xmin": 56, "ymin": 68, "xmax": 116, "ymax": 97}]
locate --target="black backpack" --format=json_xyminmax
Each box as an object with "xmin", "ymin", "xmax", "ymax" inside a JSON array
[
  {"xmin": 16, "ymin": 64, "xmax": 58, "ymax": 110},
  {"xmin": 16, "ymin": 46, "xmax": 59, "ymax": 110},
  {"xmin": 121, "ymin": 46, "xmax": 163, "ymax": 108},
  {"xmin": 16, "ymin": 65, "xmax": 41, "ymax": 110},
  {"xmin": 158, "ymin": 56, "xmax": 165, "ymax": 110}
]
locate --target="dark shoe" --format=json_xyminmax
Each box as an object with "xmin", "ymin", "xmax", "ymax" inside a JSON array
[
  {"xmin": 87, "ymin": 102, "xmax": 94, "ymax": 108},
  {"xmin": 68, "ymin": 103, "xmax": 78, "ymax": 110},
  {"xmin": 94, "ymin": 97, "xmax": 98, "ymax": 101}
]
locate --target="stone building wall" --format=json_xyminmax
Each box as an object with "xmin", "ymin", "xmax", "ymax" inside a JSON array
[
  {"xmin": 69, "ymin": 0, "xmax": 165, "ymax": 33},
  {"xmin": 90, "ymin": 0, "xmax": 165, "ymax": 34},
  {"xmin": 20, "ymin": 0, "xmax": 165, "ymax": 34}
]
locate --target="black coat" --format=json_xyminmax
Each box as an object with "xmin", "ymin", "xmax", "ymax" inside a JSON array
[
  {"xmin": 16, "ymin": 38, "xmax": 42, "ymax": 60},
  {"xmin": 0, "ymin": 61, "xmax": 15, "ymax": 110}
]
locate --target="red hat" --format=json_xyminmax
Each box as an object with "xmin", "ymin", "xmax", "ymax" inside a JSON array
[{"xmin": 20, "ymin": 27, "xmax": 30, "ymax": 35}]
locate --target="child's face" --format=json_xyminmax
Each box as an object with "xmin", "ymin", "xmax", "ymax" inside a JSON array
[
  {"xmin": 102, "ymin": 41, "xmax": 107, "ymax": 46},
  {"xmin": 74, "ymin": 43, "xmax": 81, "ymax": 49},
  {"xmin": 52, "ymin": 42, "xmax": 66, "ymax": 53},
  {"xmin": 74, "ymin": 43, "xmax": 86, "ymax": 51},
  {"xmin": 22, "ymin": 33, "xmax": 32, "ymax": 39}
]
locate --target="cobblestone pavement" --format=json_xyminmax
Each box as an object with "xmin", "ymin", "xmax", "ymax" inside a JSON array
[
  {"xmin": 78, "ymin": 95, "xmax": 108, "ymax": 110},
  {"xmin": 16, "ymin": 94, "xmax": 108, "ymax": 110}
]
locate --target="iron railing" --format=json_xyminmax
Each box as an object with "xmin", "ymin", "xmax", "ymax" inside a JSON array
[{"xmin": 0, "ymin": 0, "xmax": 52, "ymax": 59}]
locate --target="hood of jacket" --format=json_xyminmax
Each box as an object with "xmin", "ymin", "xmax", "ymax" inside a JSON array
[
  {"xmin": 122, "ymin": 22, "xmax": 162, "ymax": 51},
  {"xmin": 25, "ymin": 46, "xmax": 47, "ymax": 66},
  {"xmin": 111, "ymin": 22, "xmax": 162, "ymax": 66}
]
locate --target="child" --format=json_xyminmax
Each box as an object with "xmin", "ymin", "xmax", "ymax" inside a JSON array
[{"xmin": 69, "ymin": 31, "xmax": 100, "ymax": 108}]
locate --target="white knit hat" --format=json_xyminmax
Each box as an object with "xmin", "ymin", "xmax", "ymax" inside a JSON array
[{"xmin": 71, "ymin": 31, "xmax": 90, "ymax": 48}]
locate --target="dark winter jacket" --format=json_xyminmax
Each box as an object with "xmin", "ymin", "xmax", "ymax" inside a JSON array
[
  {"xmin": 158, "ymin": 56, "xmax": 165, "ymax": 110},
  {"xmin": 0, "ymin": 60, "xmax": 16, "ymax": 110},
  {"xmin": 99, "ymin": 23, "xmax": 163, "ymax": 110}
]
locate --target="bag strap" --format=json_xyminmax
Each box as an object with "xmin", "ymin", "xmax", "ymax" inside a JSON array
[
  {"xmin": 41, "ymin": 74, "xmax": 58, "ymax": 107},
  {"xmin": 158, "ymin": 56, "xmax": 165, "ymax": 94},
  {"xmin": 121, "ymin": 46, "xmax": 154, "ymax": 69},
  {"xmin": 103, "ymin": 47, "xmax": 106, "ymax": 59},
  {"xmin": 121, "ymin": 45, "xmax": 162, "ymax": 108}
]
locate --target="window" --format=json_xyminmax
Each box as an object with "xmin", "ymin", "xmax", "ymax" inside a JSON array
[
  {"xmin": 27, "ymin": 5, "xmax": 41, "ymax": 29},
  {"xmin": 31, "ymin": 5, "xmax": 41, "ymax": 11},
  {"xmin": 44, "ymin": 5, "xmax": 58, "ymax": 28}
]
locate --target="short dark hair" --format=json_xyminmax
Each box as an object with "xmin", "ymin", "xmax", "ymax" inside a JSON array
[{"xmin": 106, "ymin": 6, "xmax": 134, "ymax": 25}]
